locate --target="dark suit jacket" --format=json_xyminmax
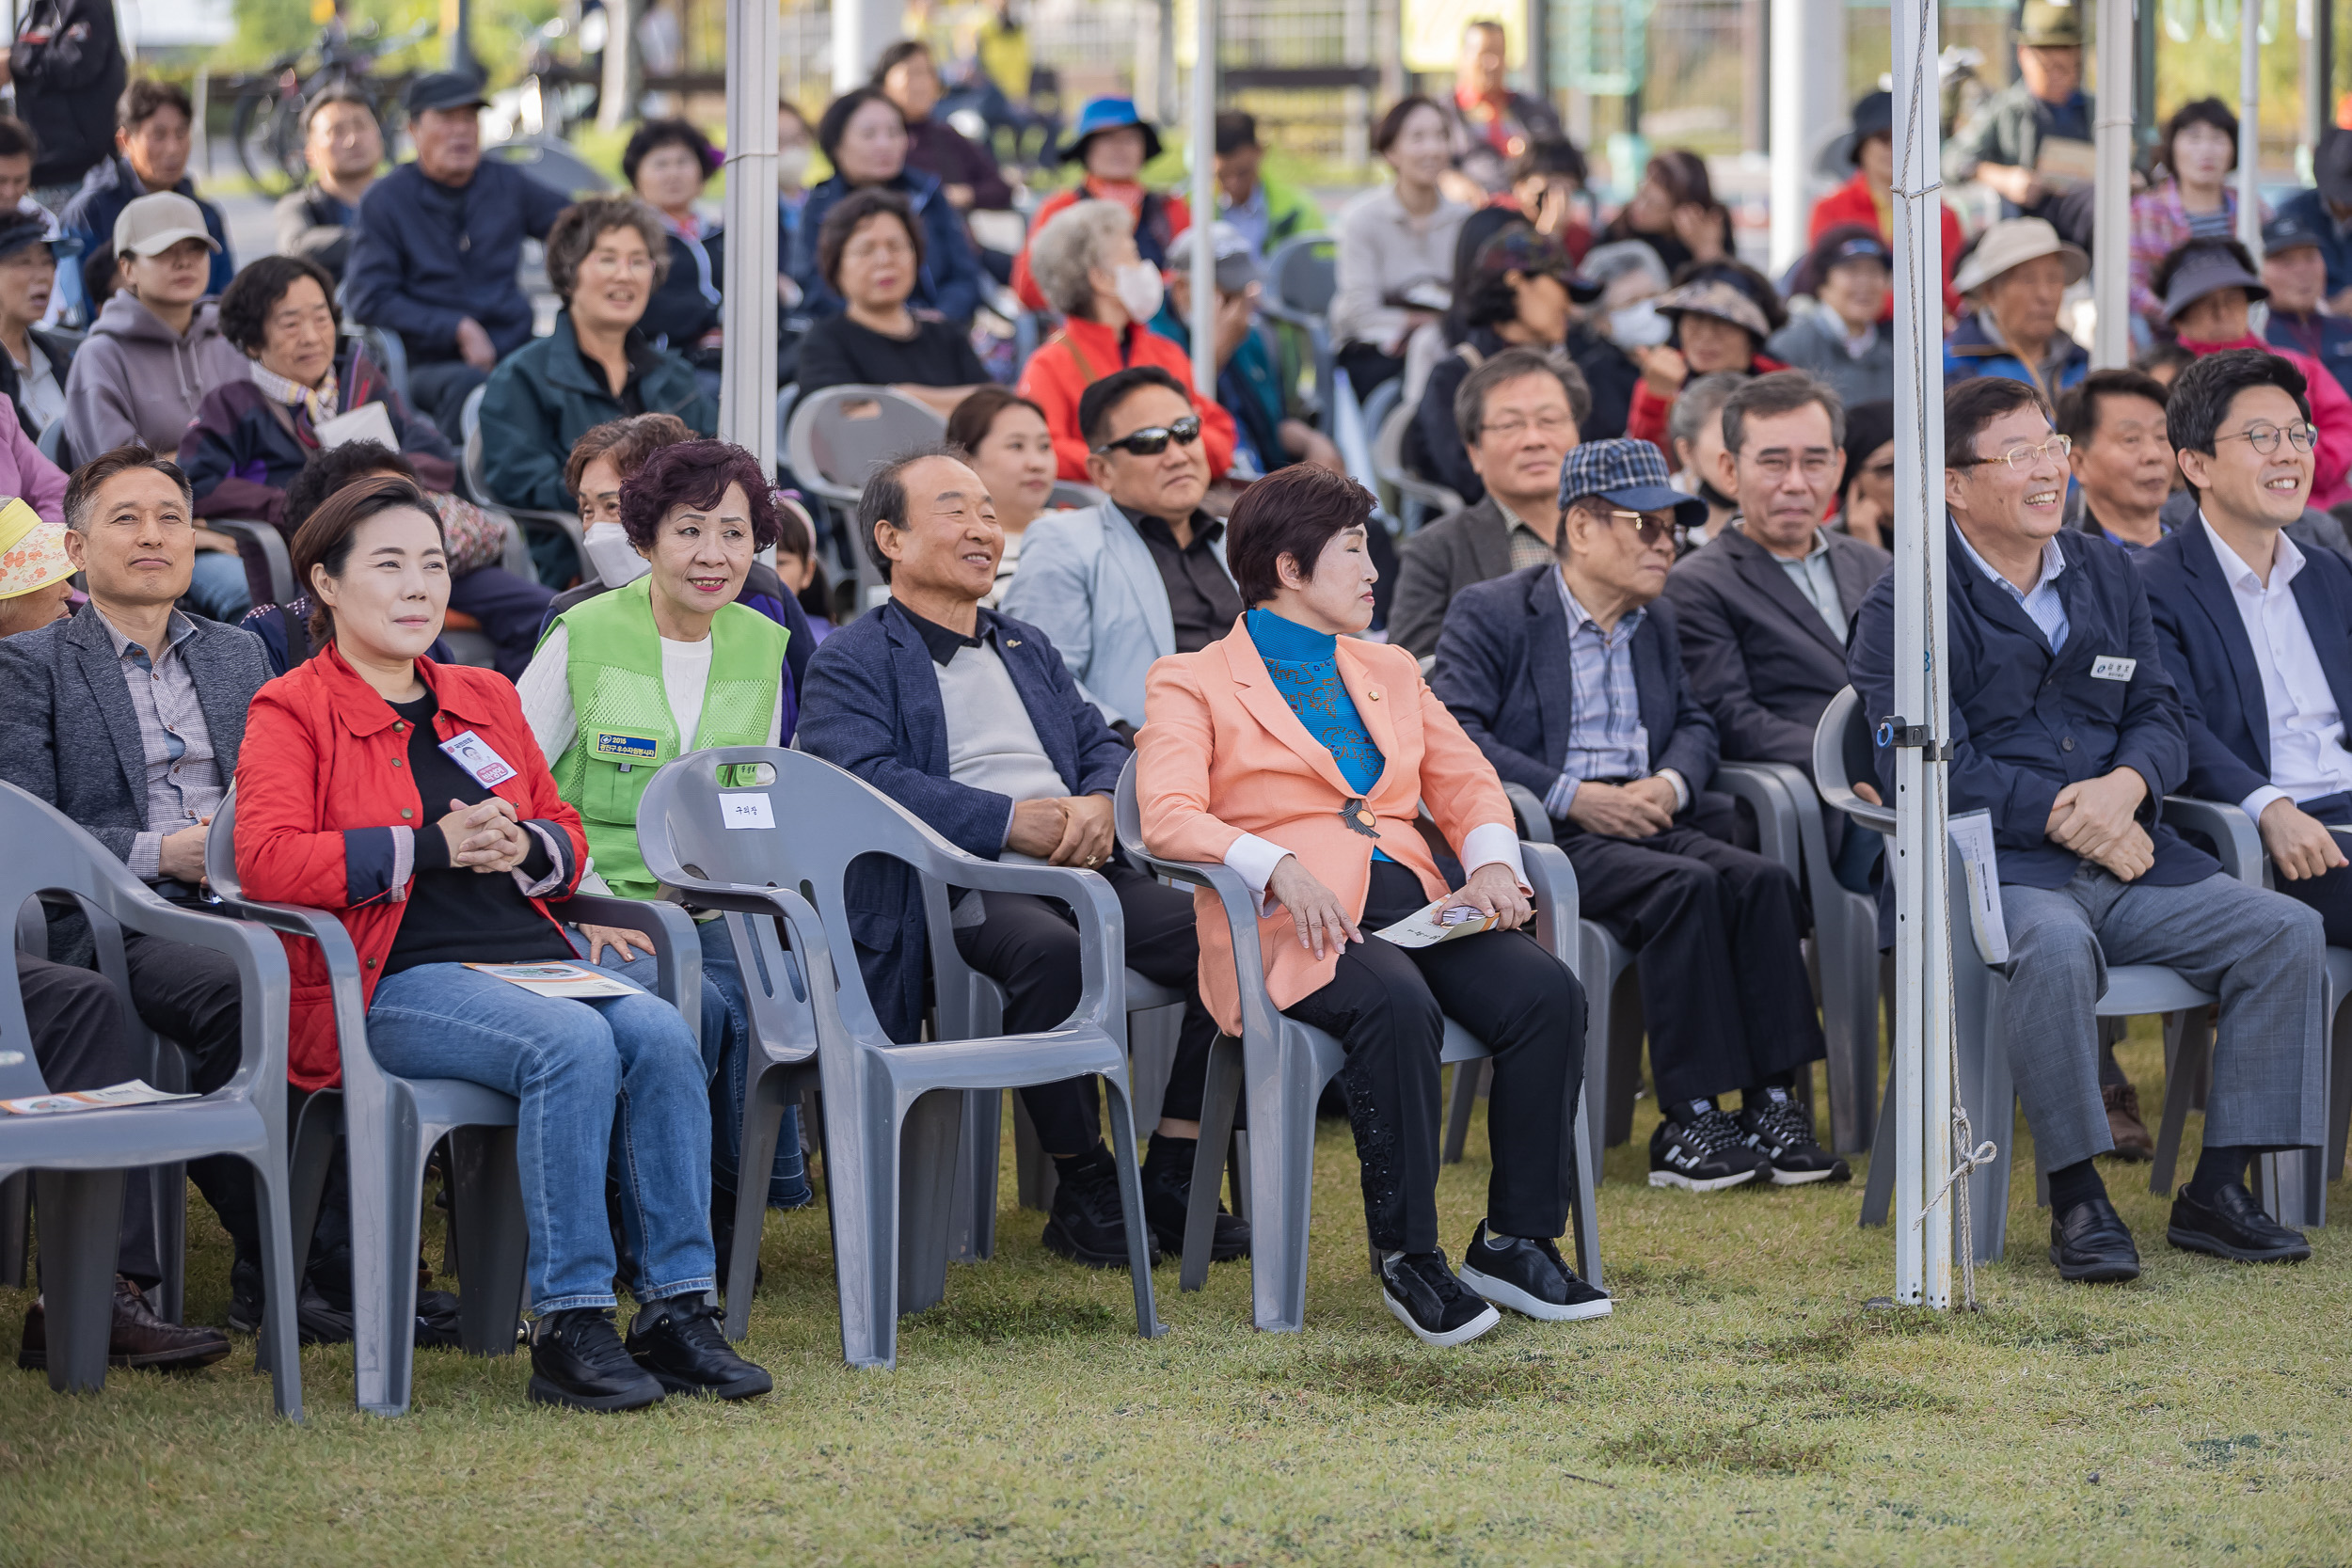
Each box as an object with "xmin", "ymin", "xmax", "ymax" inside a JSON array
[
  {"xmin": 2136, "ymin": 518, "xmax": 2352, "ymax": 808},
  {"xmin": 797, "ymin": 599, "xmax": 1130, "ymax": 1044},
  {"xmin": 0, "ymin": 601, "xmax": 269, "ymax": 964},
  {"xmin": 1430, "ymin": 563, "xmax": 1719, "ymax": 807},
  {"xmin": 1391, "ymin": 496, "xmax": 1515, "ymax": 659},
  {"xmin": 1850, "ymin": 522, "xmax": 2214, "ymax": 901},
  {"xmin": 1661, "ymin": 522, "xmax": 1890, "ymax": 778}
]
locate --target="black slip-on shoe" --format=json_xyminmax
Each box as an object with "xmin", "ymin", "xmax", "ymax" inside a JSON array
[
  {"xmin": 1140, "ymin": 1141, "xmax": 1250, "ymax": 1261},
  {"xmin": 1041, "ymin": 1147, "xmax": 1161, "ymax": 1270},
  {"xmin": 1455, "ymin": 1219, "xmax": 1613, "ymax": 1323},
  {"xmin": 626, "ymin": 1297, "xmax": 773, "ymax": 1400},
  {"xmin": 529, "ymin": 1307, "xmax": 666, "ymax": 1412},
  {"xmin": 1379, "ymin": 1248, "xmax": 1502, "ymax": 1347},
  {"xmin": 2167, "ymin": 1182, "xmax": 2312, "ymax": 1263},
  {"xmin": 1737, "ymin": 1093, "xmax": 1851, "ymax": 1185},
  {"xmin": 1649, "ymin": 1107, "xmax": 1772, "ymax": 1192},
  {"xmin": 2048, "ymin": 1196, "xmax": 2141, "ymax": 1283}
]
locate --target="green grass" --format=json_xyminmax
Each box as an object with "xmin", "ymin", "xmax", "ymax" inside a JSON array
[{"xmin": 3, "ymin": 1022, "xmax": 2347, "ymax": 1566}]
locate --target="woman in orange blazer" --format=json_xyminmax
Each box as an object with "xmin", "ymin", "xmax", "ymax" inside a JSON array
[{"xmin": 1137, "ymin": 465, "xmax": 1599, "ymax": 1347}]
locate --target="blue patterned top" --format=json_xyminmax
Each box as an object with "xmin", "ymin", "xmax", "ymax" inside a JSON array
[{"xmin": 1247, "ymin": 610, "xmax": 1391, "ymax": 862}]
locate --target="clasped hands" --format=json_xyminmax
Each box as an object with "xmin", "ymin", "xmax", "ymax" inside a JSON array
[
  {"xmin": 437, "ymin": 796, "xmax": 532, "ymax": 875},
  {"xmin": 1007, "ymin": 794, "xmax": 1117, "ymax": 868},
  {"xmin": 2045, "ymin": 769, "xmax": 2154, "ymax": 881},
  {"xmin": 1564, "ymin": 776, "xmax": 1680, "ymax": 840},
  {"xmin": 1267, "ymin": 856, "xmax": 1532, "ymax": 960}
]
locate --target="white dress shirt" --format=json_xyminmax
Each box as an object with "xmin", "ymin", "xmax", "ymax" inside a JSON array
[{"xmin": 2200, "ymin": 516, "xmax": 2352, "ymax": 820}]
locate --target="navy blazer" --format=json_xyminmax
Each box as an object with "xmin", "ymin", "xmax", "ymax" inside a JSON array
[
  {"xmin": 2136, "ymin": 516, "xmax": 2352, "ymax": 809},
  {"xmin": 797, "ymin": 600, "xmax": 1130, "ymax": 1043},
  {"xmin": 1430, "ymin": 563, "xmax": 1719, "ymax": 809},
  {"xmin": 1850, "ymin": 521, "xmax": 2215, "ymax": 895}
]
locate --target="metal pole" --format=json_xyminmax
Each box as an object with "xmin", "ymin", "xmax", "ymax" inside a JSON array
[
  {"xmin": 1343, "ymin": 0, "xmax": 1373, "ymax": 171},
  {"xmin": 2241, "ymin": 0, "xmax": 2265, "ymax": 256},
  {"xmin": 720, "ymin": 0, "xmax": 779, "ymax": 474},
  {"xmin": 1189, "ymin": 0, "xmax": 1217, "ymax": 401},
  {"xmin": 1769, "ymin": 0, "xmax": 1846, "ymax": 275},
  {"xmin": 2091, "ymin": 0, "xmax": 2135, "ymax": 367},
  {"xmin": 1889, "ymin": 0, "xmax": 1954, "ymax": 1308},
  {"xmin": 833, "ymin": 0, "xmax": 898, "ymax": 93}
]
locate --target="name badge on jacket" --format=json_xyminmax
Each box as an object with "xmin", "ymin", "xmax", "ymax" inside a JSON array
[
  {"xmin": 593, "ymin": 732, "xmax": 660, "ymax": 773},
  {"xmin": 2091, "ymin": 656, "xmax": 2137, "ymax": 682},
  {"xmin": 439, "ymin": 730, "xmax": 518, "ymax": 788}
]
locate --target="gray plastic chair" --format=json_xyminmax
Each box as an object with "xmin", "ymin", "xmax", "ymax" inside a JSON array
[
  {"xmin": 0, "ymin": 783, "xmax": 302, "ymax": 1414},
  {"xmin": 1260, "ymin": 232, "xmax": 1337, "ymax": 417},
  {"xmin": 35, "ymin": 416, "xmax": 69, "ymax": 468},
  {"xmin": 459, "ymin": 382, "xmax": 586, "ymax": 577},
  {"xmin": 784, "ymin": 386, "xmax": 950, "ymax": 613},
  {"xmin": 1373, "ymin": 394, "xmax": 1465, "ymax": 533},
  {"xmin": 1114, "ymin": 762, "xmax": 1601, "ymax": 1332},
  {"xmin": 1816, "ymin": 687, "xmax": 2226, "ymax": 1261},
  {"xmin": 205, "ymin": 785, "xmax": 704, "ymax": 1415},
  {"xmin": 635, "ymin": 745, "xmax": 1164, "ymax": 1369}
]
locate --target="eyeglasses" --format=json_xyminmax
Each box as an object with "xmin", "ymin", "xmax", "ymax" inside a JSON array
[
  {"xmin": 1744, "ymin": 451, "xmax": 1841, "ymax": 481},
  {"xmin": 1482, "ymin": 412, "xmax": 1576, "ymax": 442},
  {"xmin": 1091, "ymin": 415, "xmax": 1202, "ymax": 457},
  {"xmin": 1956, "ymin": 434, "xmax": 2073, "ymax": 469},
  {"xmin": 1598, "ymin": 507, "xmax": 1685, "ymax": 549},
  {"xmin": 2216, "ymin": 420, "xmax": 2318, "ymax": 454}
]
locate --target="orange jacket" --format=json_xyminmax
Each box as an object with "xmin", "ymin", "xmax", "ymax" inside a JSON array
[
  {"xmin": 1137, "ymin": 625, "xmax": 1517, "ymax": 1036},
  {"xmin": 1010, "ymin": 181, "xmax": 1192, "ymax": 312},
  {"xmin": 1016, "ymin": 314, "xmax": 1237, "ymax": 482}
]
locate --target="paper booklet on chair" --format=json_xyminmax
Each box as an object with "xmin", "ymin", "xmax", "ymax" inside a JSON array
[
  {"xmin": 1, "ymin": 1079, "xmax": 198, "ymax": 1116},
  {"xmin": 1947, "ymin": 809, "xmax": 2009, "ymax": 964},
  {"xmin": 461, "ymin": 961, "xmax": 642, "ymax": 999},
  {"xmin": 312, "ymin": 401, "xmax": 398, "ymax": 451},
  {"xmin": 1375, "ymin": 897, "xmax": 1513, "ymax": 950}
]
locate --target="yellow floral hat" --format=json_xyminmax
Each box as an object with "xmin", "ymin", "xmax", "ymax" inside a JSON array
[{"xmin": 0, "ymin": 498, "xmax": 71, "ymax": 600}]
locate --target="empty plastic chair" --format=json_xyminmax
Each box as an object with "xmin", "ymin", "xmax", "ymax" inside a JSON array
[{"xmin": 783, "ymin": 386, "xmax": 952, "ymax": 612}]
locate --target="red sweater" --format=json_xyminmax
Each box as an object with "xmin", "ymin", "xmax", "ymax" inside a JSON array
[
  {"xmin": 1015, "ymin": 314, "xmax": 1237, "ymax": 482},
  {"xmin": 1807, "ymin": 170, "xmax": 1963, "ymax": 319},
  {"xmin": 234, "ymin": 645, "xmax": 587, "ymax": 1089},
  {"xmin": 1626, "ymin": 354, "xmax": 1786, "ymax": 464}
]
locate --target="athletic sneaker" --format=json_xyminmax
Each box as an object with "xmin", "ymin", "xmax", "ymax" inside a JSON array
[
  {"xmin": 626, "ymin": 1296, "xmax": 774, "ymax": 1400},
  {"xmin": 1648, "ymin": 1105, "xmax": 1772, "ymax": 1192},
  {"xmin": 1455, "ymin": 1219, "xmax": 1613, "ymax": 1322},
  {"xmin": 1379, "ymin": 1248, "xmax": 1502, "ymax": 1347},
  {"xmin": 1041, "ymin": 1146, "xmax": 1160, "ymax": 1270},
  {"xmin": 1737, "ymin": 1090, "xmax": 1851, "ymax": 1185},
  {"xmin": 529, "ymin": 1307, "xmax": 666, "ymax": 1412}
]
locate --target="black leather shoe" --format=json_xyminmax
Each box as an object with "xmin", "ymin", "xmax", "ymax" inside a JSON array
[
  {"xmin": 1041, "ymin": 1147, "xmax": 1160, "ymax": 1270},
  {"xmin": 529, "ymin": 1307, "xmax": 666, "ymax": 1412},
  {"xmin": 626, "ymin": 1296, "xmax": 772, "ymax": 1400},
  {"xmin": 1456, "ymin": 1219, "xmax": 1612, "ymax": 1322},
  {"xmin": 18, "ymin": 1276, "xmax": 232, "ymax": 1371},
  {"xmin": 1379, "ymin": 1248, "xmax": 1500, "ymax": 1346},
  {"xmin": 2048, "ymin": 1196, "xmax": 2141, "ymax": 1283},
  {"xmin": 2167, "ymin": 1182, "xmax": 2312, "ymax": 1263},
  {"xmin": 1140, "ymin": 1138, "xmax": 1250, "ymax": 1261}
]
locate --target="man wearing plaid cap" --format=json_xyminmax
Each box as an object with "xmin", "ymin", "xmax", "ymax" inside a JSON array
[{"xmin": 1430, "ymin": 438, "xmax": 1846, "ymax": 1194}]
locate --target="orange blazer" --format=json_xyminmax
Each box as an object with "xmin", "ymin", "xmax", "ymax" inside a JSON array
[{"xmin": 1137, "ymin": 619, "xmax": 1516, "ymax": 1036}]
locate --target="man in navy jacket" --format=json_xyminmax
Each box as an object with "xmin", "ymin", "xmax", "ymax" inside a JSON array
[
  {"xmin": 1851, "ymin": 372, "xmax": 2326, "ymax": 1282},
  {"xmin": 798, "ymin": 449, "xmax": 1247, "ymax": 1270},
  {"xmin": 343, "ymin": 72, "xmax": 571, "ymax": 440},
  {"xmin": 1434, "ymin": 437, "xmax": 1842, "ymax": 1196}
]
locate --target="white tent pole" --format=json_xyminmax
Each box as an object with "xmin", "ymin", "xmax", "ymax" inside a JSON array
[
  {"xmin": 2091, "ymin": 0, "xmax": 2136, "ymax": 367},
  {"xmin": 1767, "ymin": 0, "xmax": 1846, "ymax": 277},
  {"xmin": 1889, "ymin": 0, "xmax": 1954, "ymax": 1308},
  {"xmin": 719, "ymin": 0, "xmax": 779, "ymax": 475},
  {"xmin": 1189, "ymin": 0, "xmax": 1218, "ymax": 400},
  {"xmin": 2240, "ymin": 0, "xmax": 2265, "ymax": 255}
]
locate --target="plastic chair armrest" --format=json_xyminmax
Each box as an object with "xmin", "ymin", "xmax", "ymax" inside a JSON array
[
  {"xmin": 555, "ymin": 894, "xmax": 705, "ymax": 1033},
  {"xmin": 204, "ymin": 517, "xmax": 294, "ymax": 606},
  {"xmin": 103, "ymin": 897, "xmax": 293, "ymax": 1099},
  {"xmin": 1519, "ymin": 840, "xmax": 1580, "ymax": 969},
  {"xmin": 1500, "ymin": 782, "xmax": 1556, "ymax": 845},
  {"xmin": 2162, "ymin": 795, "xmax": 2265, "ymax": 889}
]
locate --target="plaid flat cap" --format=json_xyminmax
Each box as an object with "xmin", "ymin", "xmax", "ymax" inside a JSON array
[{"xmin": 1557, "ymin": 437, "xmax": 1707, "ymax": 529}]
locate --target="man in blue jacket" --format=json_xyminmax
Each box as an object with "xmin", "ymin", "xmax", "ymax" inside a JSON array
[
  {"xmin": 1851, "ymin": 372, "xmax": 2327, "ymax": 1281},
  {"xmin": 344, "ymin": 72, "xmax": 571, "ymax": 439},
  {"xmin": 798, "ymin": 447, "xmax": 1247, "ymax": 1271},
  {"xmin": 1433, "ymin": 437, "xmax": 1844, "ymax": 1197},
  {"xmin": 58, "ymin": 77, "xmax": 231, "ymax": 299},
  {"xmin": 2271, "ymin": 132, "xmax": 2352, "ymax": 315}
]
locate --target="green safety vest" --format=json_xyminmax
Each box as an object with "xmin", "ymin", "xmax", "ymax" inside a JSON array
[{"xmin": 545, "ymin": 576, "xmax": 788, "ymax": 901}]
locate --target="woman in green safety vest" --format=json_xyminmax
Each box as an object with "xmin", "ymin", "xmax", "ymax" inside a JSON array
[{"xmin": 519, "ymin": 438, "xmax": 803, "ymax": 1250}]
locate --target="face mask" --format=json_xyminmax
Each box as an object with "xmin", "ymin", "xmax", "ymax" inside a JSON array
[
  {"xmin": 777, "ymin": 145, "xmax": 812, "ymax": 185},
  {"xmin": 583, "ymin": 521, "xmax": 650, "ymax": 589},
  {"xmin": 1608, "ymin": 299, "xmax": 1670, "ymax": 348},
  {"xmin": 1113, "ymin": 260, "xmax": 1166, "ymax": 323}
]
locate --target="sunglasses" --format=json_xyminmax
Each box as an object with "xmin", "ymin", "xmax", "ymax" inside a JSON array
[{"xmin": 1091, "ymin": 415, "xmax": 1202, "ymax": 458}]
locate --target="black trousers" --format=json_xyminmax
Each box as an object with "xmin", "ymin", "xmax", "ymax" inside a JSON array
[
  {"xmin": 406, "ymin": 358, "xmax": 489, "ymax": 451},
  {"xmin": 1335, "ymin": 341, "xmax": 1405, "ymax": 402},
  {"xmin": 18, "ymin": 954, "xmax": 159, "ymax": 1283},
  {"xmin": 952, "ymin": 859, "xmax": 1217, "ymax": 1154},
  {"xmin": 1556, "ymin": 819, "xmax": 1825, "ymax": 1106},
  {"xmin": 1282, "ymin": 861, "xmax": 1586, "ymax": 1254},
  {"xmin": 120, "ymin": 932, "xmax": 260, "ymax": 1264}
]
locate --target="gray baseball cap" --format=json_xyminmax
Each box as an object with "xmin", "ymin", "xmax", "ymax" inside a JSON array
[{"xmin": 113, "ymin": 193, "xmax": 219, "ymax": 259}]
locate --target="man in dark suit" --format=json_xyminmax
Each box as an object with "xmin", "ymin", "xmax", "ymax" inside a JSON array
[
  {"xmin": 798, "ymin": 448, "xmax": 1247, "ymax": 1270},
  {"xmin": 1851, "ymin": 371, "xmax": 2327, "ymax": 1282},
  {"xmin": 0, "ymin": 444, "xmax": 273, "ymax": 1329},
  {"xmin": 1433, "ymin": 437, "xmax": 1841, "ymax": 1196}
]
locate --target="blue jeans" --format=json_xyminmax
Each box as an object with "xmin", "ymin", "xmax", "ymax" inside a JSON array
[
  {"xmin": 186, "ymin": 550, "xmax": 252, "ymax": 622},
  {"xmin": 596, "ymin": 918, "xmax": 810, "ymax": 1209},
  {"xmin": 365, "ymin": 962, "xmax": 716, "ymax": 1314}
]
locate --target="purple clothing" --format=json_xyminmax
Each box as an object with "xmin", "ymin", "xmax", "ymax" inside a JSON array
[
  {"xmin": 903, "ymin": 117, "xmax": 1013, "ymax": 212},
  {"xmin": 0, "ymin": 390, "xmax": 68, "ymax": 521}
]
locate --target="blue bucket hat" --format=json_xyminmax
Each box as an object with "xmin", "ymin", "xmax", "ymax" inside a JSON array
[
  {"xmin": 1057, "ymin": 97, "xmax": 1163, "ymax": 168},
  {"xmin": 1557, "ymin": 437, "xmax": 1707, "ymax": 531}
]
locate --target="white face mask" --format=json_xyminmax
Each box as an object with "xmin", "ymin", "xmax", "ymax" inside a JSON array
[
  {"xmin": 777, "ymin": 145, "xmax": 812, "ymax": 185},
  {"xmin": 1608, "ymin": 299, "xmax": 1670, "ymax": 348},
  {"xmin": 1112, "ymin": 260, "xmax": 1166, "ymax": 323},
  {"xmin": 583, "ymin": 521, "xmax": 650, "ymax": 589}
]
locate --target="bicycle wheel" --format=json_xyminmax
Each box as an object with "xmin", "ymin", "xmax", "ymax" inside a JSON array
[{"xmin": 231, "ymin": 86, "xmax": 298, "ymax": 197}]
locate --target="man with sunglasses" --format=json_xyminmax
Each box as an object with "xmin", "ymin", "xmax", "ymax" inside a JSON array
[
  {"xmin": 1852, "ymin": 372, "xmax": 2327, "ymax": 1282},
  {"xmin": 1002, "ymin": 365, "xmax": 1242, "ymax": 734},
  {"xmin": 1433, "ymin": 438, "xmax": 1843, "ymax": 1195}
]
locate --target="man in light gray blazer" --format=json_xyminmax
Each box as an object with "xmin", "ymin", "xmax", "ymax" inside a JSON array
[{"xmin": 1001, "ymin": 366, "xmax": 1238, "ymax": 731}]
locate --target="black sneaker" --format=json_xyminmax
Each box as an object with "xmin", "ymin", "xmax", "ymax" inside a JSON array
[
  {"xmin": 1455, "ymin": 1219, "xmax": 1612, "ymax": 1323},
  {"xmin": 1041, "ymin": 1146, "xmax": 1160, "ymax": 1270},
  {"xmin": 2048, "ymin": 1196, "xmax": 2141, "ymax": 1283},
  {"xmin": 1648, "ymin": 1106, "xmax": 1772, "ymax": 1193},
  {"xmin": 2167, "ymin": 1182, "xmax": 2312, "ymax": 1263},
  {"xmin": 1737, "ymin": 1091, "xmax": 1851, "ymax": 1185},
  {"xmin": 1379, "ymin": 1248, "xmax": 1502, "ymax": 1347},
  {"xmin": 227, "ymin": 1254, "xmax": 262, "ymax": 1334},
  {"xmin": 1140, "ymin": 1137, "xmax": 1250, "ymax": 1261},
  {"xmin": 626, "ymin": 1296, "xmax": 773, "ymax": 1400},
  {"xmin": 528, "ymin": 1307, "xmax": 667, "ymax": 1412}
]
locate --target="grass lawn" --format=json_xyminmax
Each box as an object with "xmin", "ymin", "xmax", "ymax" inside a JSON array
[{"xmin": 3, "ymin": 1024, "xmax": 2346, "ymax": 1566}]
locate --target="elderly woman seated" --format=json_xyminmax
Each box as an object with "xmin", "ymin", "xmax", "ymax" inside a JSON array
[
  {"xmin": 1624, "ymin": 265, "xmax": 1787, "ymax": 461},
  {"xmin": 1137, "ymin": 463, "xmax": 1598, "ymax": 1346},
  {"xmin": 1014, "ymin": 198, "xmax": 1236, "ymax": 482},
  {"xmin": 234, "ymin": 475, "xmax": 772, "ymax": 1412},
  {"xmin": 792, "ymin": 187, "xmax": 991, "ymax": 412}
]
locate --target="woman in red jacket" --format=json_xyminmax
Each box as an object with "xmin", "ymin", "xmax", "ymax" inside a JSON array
[{"xmin": 233, "ymin": 477, "xmax": 771, "ymax": 1415}]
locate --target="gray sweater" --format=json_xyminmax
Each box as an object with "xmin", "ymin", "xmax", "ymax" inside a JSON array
[
  {"xmin": 63, "ymin": 292, "xmax": 250, "ymax": 462},
  {"xmin": 1764, "ymin": 309, "xmax": 1897, "ymax": 412}
]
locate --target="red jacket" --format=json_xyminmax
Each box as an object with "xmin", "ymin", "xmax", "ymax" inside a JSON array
[
  {"xmin": 2179, "ymin": 332, "xmax": 2352, "ymax": 510},
  {"xmin": 1016, "ymin": 314, "xmax": 1237, "ymax": 482},
  {"xmin": 1010, "ymin": 181, "xmax": 1192, "ymax": 313},
  {"xmin": 234, "ymin": 644, "xmax": 587, "ymax": 1090},
  {"xmin": 1626, "ymin": 353, "xmax": 1786, "ymax": 463},
  {"xmin": 1807, "ymin": 170, "xmax": 1963, "ymax": 320}
]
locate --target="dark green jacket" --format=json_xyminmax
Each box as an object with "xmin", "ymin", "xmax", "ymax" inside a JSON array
[{"xmin": 477, "ymin": 310, "xmax": 717, "ymax": 515}]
